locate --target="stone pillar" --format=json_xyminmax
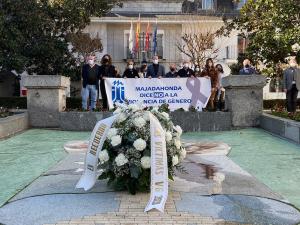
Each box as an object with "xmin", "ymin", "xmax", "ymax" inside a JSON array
[
  {"xmin": 24, "ymin": 75, "xmax": 70, "ymax": 128},
  {"xmin": 223, "ymin": 75, "xmax": 266, "ymax": 127}
]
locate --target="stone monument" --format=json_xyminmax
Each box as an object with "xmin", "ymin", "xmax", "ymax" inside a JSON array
[
  {"xmin": 24, "ymin": 75, "xmax": 70, "ymax": 127},
  {"xmin": 223, "ymin": 75, "xmax": 266, "ymax": 127}
]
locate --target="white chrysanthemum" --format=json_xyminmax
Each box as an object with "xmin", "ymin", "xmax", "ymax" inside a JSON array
[
  {"xmin": 117, "ymin": 113, "xmax": 127, "ymax": 123},
  {"xmin": 111, "ymin": 135, "xmax": 122, "ymax": 147},
  {"xmin": 133, "ymin": 138, "xmax": 147, "ymax": 151},
  {"xmin": 179, "ymin": 148, "xmax": 186, "ymax": 161},
  {"xmin": 292, "ymin": 43, "xmax": 300, "ymax": 52},
  {"xmin": 141, "ymin": 156, "xmax": 151, "ymax": 169},
  {"xmin": 107, "ymin": 128, "xmax": 118, "ymax": 139},
  {"xmin": 172, "ymin": 155, "xmax": 179, "ymax": 166},
  {"xmin": 115, "ymin": 153, "xmax": 128, "ymax": 167},
  {"xmin": 113, "ymin": 107, "xmax": 122, "ymax": 115},
  {"xmin": 128, "ymin": 104, "xmax": 139, "ymax": 112},
  {"xmin": 133, "ymin": 117, "xmax": 146, "ymax": 128},
  {"xmin": 174, "ymin": 125, "xmax": 183, "ymax": 136},
  {"xmin": 143, "ymin": 111, "xmax": 150, "ymax": 121},
  {"xmin": 165, "ymin": 131, "xmax": 172, "ymax": 142},
  {"xmin": 151, "ymin": 107, "xmax": 159, "ymax": 112},
  {"xmin": 99, "ymin": 149, "xmax": 109, "ymax": 164},
  {"xmin": 161, "ymin": 112, "xmax": 170, "ymax": 120},
  {"xmin": 213, "ymin": 172, "xmax": 225, "ymax": 183},
  {"xmin": 174, "ymin": 139, "xmax": 181, "ymax": 149}
]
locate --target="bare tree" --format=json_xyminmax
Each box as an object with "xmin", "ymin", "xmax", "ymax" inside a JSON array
[
  {"xmin": 176, "ymin": 29, "xmax": 219, "ymax": 68},
  {"xmin": 67, "ymin": 32, "xmax": 103, "ymax": 64}
]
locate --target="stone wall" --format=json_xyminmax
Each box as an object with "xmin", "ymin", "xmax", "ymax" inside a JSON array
[
  {"xmin": 0, "ymin": 112, "xmax": 29, "ymax": 139},
  {"xmin": 59, "ymin": 111, "xmax": 232, "ymax": 132},
  {"xmin": 260, "ymin": 113, "xmax": 300, "ymax": 144}
]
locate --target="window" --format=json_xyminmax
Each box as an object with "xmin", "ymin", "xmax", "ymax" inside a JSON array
[
  {"xmin": 225, "ymin": 46, "xmax": 230, "ymax": 59},
  {"xmin": 124, "ymin": 31, "xmax": 164, "ymax": 62},
  {"xmin": 202, "ymin": 0, "xmax": 213, "ymax": 10}
]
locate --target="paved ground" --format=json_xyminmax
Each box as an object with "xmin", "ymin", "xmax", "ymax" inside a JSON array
[{"xmin": 0, "ymin": 141, "xmax": 300, "ymax": 225}]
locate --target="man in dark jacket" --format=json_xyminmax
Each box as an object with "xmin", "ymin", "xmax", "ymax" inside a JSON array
[
  {"xmin": 283, "ymin": 56, "xmax": 300, "ymax": 115},
  {"xmin": 239, "ymin": 58, "xmax": 256, "ymax": 75},
  {"xmin": 146, "ymin": 55, "xmax": 165, "ymax": 78},
  {"xmin": 165, "ymin": 64, "xmax": 179, "ymax": 78},
  {"xmin": 81, "ymin": 54, "xmax": 101, "ymax": 111},
  {"xmin": 178, "ymin": 60, "xmax": 195, "ymax": 78}
]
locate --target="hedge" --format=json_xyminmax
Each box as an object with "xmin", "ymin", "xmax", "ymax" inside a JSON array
[{"xmin": 0, "ymin": 97, "xmax": 297, "ymax": 110}]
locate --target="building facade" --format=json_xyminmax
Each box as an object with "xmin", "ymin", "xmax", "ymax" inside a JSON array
[{"xmin": 84, "ymin": 0, "xmax": 248, "ymax": 74}]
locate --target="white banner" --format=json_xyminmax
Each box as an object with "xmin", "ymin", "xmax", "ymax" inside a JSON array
[
  {"xmin": 76, "ymin": 115, "xmax": 117, "ymax": 191},
  {"xmin": 105, "ymin": 78, "xmax": 211, "ymax": 111},
  {"xmin": 144, "ymin": 113, "xmax": 168, "ymax": 212}
]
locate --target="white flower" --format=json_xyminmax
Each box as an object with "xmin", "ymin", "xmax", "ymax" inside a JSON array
[
  {"xmin": 141, "ymin": 156, "xmax": 151, "ymax": 169},
  {"xmin": 172, "ymin": 155, "xmax": 179, "ymax": 166},
  {"xmin": 107, "ymin": 128, "xmax": 118, "ymax": 139},
  {"xmin": 99, "ymin": 149, "xmax": 109, "ymax": 164},
  {"xmin": 174, "ymin": 139, "xmax": 181, "ymax": 149},
  {"xmin": 111, "ymin": 135, "xmax": 122, "ymax": 147},
  {"xmin": 292, "ymin": 43, "xmax": 300, "ymax": 52},
  {"xmin": 128, "ymin": 104, "xmax": 139, "ymax": 112},
  {"xmin": 115, "ymin": 153, "xmax": 128, "ymax": 167},
  {"xmin": 113, "ymin": 107, "xmax": 122, "ymax": 115},
  {"xmin": 165, "ymin": 131, "xmax": 172, "ymax": 142},
  {"xmin": 179, "ymin": 148, "xmax": 186, "ymax": 161},
  {"xmin": 117, "ymin": 113, "xmax": 127, "ymax": 123},
  {"xmin": 143, "ymin": 112, "xmax": 150, "ymax": 121},
  {"xmin": 133, "ymin": 117, "xmax": 146, "ymax": 129},
  {"xmin": 151, "ymin": 107, "xmax": 159, "ymax": 112},
  {"xmin": 133, "ymin": 138, "xmax": 147, "ymax": 151},
  {"xmin": 161, "ymin": 112, "xmax": 170, "ymax": 120},
  {"xmin": 174, "ymin": 125, "xmax": 183, "ymax": 136}
]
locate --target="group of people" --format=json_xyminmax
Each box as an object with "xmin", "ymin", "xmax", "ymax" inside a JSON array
[{"xmin": 81, "ymin": 54, "xmax": 258, "ymax": 112}]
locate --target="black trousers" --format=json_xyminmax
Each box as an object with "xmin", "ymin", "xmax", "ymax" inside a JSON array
[
  {"xmin": 286, "ymin": 84, "xmax": 298, "ymax": 112},
  {"xmin": 100, "ymin": 80, "xmax": 108, "ymax": 110}
]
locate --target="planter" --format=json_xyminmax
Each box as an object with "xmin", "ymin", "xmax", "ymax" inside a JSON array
[
  {"xmin": 260, "ymin": 113, "xmax": 300, "ymax": 144},
  {"xmin": 0, "ymin": 112, "xmax": 29, "ymax": 139}
]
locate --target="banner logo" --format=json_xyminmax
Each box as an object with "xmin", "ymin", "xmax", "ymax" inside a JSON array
[{"xmin": 112, "ymin": 80, "xmax": 125, "ymax": 103}]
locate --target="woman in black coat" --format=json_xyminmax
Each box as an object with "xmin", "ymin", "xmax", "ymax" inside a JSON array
[
  {"xmin": 123, "ymin": 60, "xmax": 139, "ymax": 78},
  {"xmin": 99, "ymin": 54, "xmax": 116, "ymax": 110}
]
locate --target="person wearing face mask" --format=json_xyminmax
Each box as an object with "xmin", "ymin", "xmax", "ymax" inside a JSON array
[
  {"xmin": 99, "ymin": 54, "xmax": 117, "ymax": 110},
  {"xmin": 200, "ymin": 58, "xmax": 218, "ymax": 110},
  {"xmin": 283, "ymin": 56, "xmax": 300, "ymax": 116},
  {"xmin": 215, "ymin": 64, "xmax": 226, "ymax": 111},
  {"xmin": 81, "ymin": 54, "xmax": 101, "ymax": 111},
  {"xmin": 146, "ymin": 55, "xmax": 165, "ymax": 78},
  {"xmin": 139, "ymin": 60, "xmax": 148, "ymax": 78},
  {"xmin": 165, "ymin": 64, "xmax": 178, "ymax": 78},
  {"xmin": 239, "ymin": 58, "xmax": 257, "ymax": 75},
  {"xmin": 123, "ymin": 60, "xmax": 139, "ymax": 78},
  {"xmin": 178, "ymin": 60, "xmax": 195, "ymax": 78},
  {"xmin": 194, "ymin": 65, "xmax": 201, "ymax": 77}
]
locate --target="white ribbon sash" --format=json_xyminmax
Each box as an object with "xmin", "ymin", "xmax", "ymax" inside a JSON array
[
  {"xmin": 144, "ymin": 113, "xmax": 168, "ymax": 212},
  {"xmin": 76, "ymin": 115, "xmax": 117, "ymax": 191},
  {"xmin": 76, "ymin": 113, "xmax": 168, "ymax": 212}
]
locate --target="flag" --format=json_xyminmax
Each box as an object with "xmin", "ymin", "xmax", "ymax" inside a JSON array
[
  {"xmin": 153, "ymin": 21, "xmax": 158, "ymax": 55},
  {"xmin": 145, "ymin": 21, "xmax": 150, "ymax": 51},
  {"xmin": 135, "ymin": 14, "xmax": 141, "ymax": 52},
  {"xmin": 129, "ymin": 20, "xmax": 134, "ymax": 54}
]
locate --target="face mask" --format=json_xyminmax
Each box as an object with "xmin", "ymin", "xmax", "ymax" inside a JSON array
[
  {"xmin": 88, "ymin": 59, "xmax": 94, "ymax": 65},
  {"xmin": 153, "ymin": 59, "xmax": 159, "ymax": 64},
  {"xmin": 128, "ymin": 65, "xmax": 133, "ymax": 69},
  {"xmin": 170, "ymin": 68, "xmax": 175, "ymax": 72},
  {"xmin": 103, "ymin": 58, "xmax": 109, "ymax": 64},
  {"xmin": 290, "ymin": 62, "xmax": 297, "ymax": 67},
  {"xmin": 245, "ymin": 64, "xmax": 250, "ymax": 68},
  {"xmin": 195, "ymin": 68, "xmax": 200, "ymax": 72}
]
